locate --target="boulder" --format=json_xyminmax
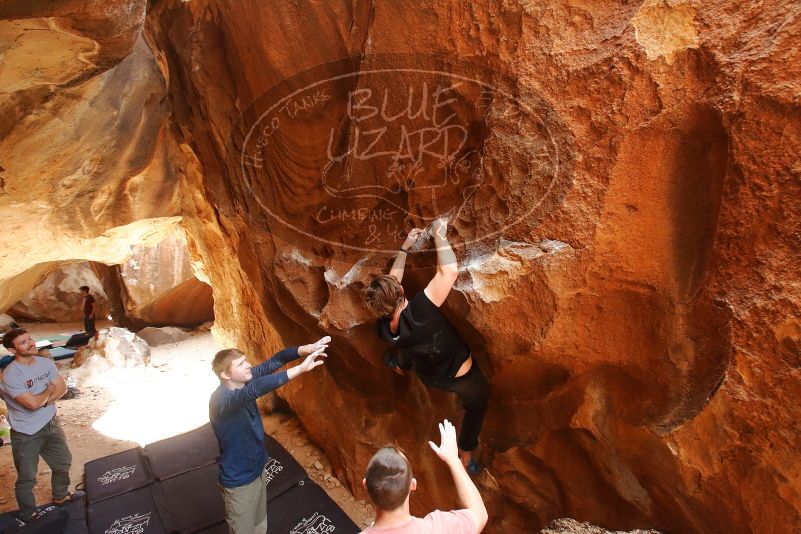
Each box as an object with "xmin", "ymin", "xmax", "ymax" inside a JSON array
[
  {"xmin": 0, "ymin": 313, "xmax": 17, "ymax": 333},
  {"xmin": 136, "ymin": 326, "xmax": 191, "ymax": 347},
  {"xmin": 7, "ymin": 263, "xmax": 108, "ymax": 323},
  {"xmin": 541, "ymin": 519, "xmax": 660, "ymax": 534},
  {"xmin": 72, "ymin": 327, "xmax": 149, "ymax": 369},
  {"xmin": 119, "ymin": 230, "xmax": 215, "ymax": 326},
  {"xmin": 0, "ymin": 0, "xmax": 183, "ymax": 312},
  {"xmin": 196, "ymin": 321, "xmax": 215, "ymax": 333},
  {"xmin": 68, "ymin": 354, "xmax": 113, "ymax": 389}
]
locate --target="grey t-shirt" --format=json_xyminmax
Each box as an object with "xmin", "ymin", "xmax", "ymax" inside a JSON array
[{"xmin": 2, "ymin": 356, "xmax": 58, "ymax": 435}]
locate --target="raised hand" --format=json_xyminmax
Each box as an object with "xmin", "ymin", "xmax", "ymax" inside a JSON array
[
  {"xmin": 299, "ymin": 336, "xmax": 331, "ymax": 357},
  {"xmin": 428, "ymin": 419, "xmax": 460, "ymax": 466},
  {"xmin": 402, "ymin": 228, "xmax": 425, "ymax": 250},
  {"xmin": 298, "ymin": 346, "xmax": 327, "ymax": 373}
]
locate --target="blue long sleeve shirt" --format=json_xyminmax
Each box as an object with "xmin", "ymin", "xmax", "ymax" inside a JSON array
[{"xmin": 209, "ymin": 346, "xmax": 300, "ymax": 488}]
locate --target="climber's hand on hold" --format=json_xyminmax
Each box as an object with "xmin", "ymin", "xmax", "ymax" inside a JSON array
[{"xmin": 402, "ymin": 228, "xmax": 425, "ymax": 251}]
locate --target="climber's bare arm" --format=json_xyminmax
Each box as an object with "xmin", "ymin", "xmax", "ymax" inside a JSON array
[
  {"xmin": 389, "ymin": 228, "xmax": 425, "ymax": 282},
  {"xmin": 424, "ymin": 217, "xmax": 458, "ymax": 307}
]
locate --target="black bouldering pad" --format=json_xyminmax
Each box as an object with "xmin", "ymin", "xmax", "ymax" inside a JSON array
[
  {"xmin": 159, "ymin": 463, "xmax": 224, "ymax": 533},
  {"xmin": 65, "ymin": 332, "xmax": 94, "ymax": 349},
  {"xmin": 145, "ymin": 423, "xmax": 219, "ymax": 481},
  {"xmin": 264, "ymin": 433, "xmax": 308, "ymax": 502},
  {"xmin": 50, "ymin": 347, "xmax": 77, "ymax": 361},
  {"xmin": 193, "ymin": 523, "xmax": 228, "ymax": 534},
  {"xmin": 84, "ymin": 447, "xmax": 153, "ymax": 504},
  {"xmin": 0, "ymin": 513, "xmax": 25, "ymax": 534},
  {"xmin": 87, "ymin": 486, "xmax": 168, "ymax": 534},
  {"xmin": 19, "ymin": 424, "xmax": 356, "ymax": 534},
  {"xmin": 62, "ymin": 491, "xmax": 89, "ymax": 534},
  {"xmin": 0, "ymin": 492, "xmax": 88, "ymax": 534},
  {"xmin": 267, "ymin": 480, "xmax": 359, "ymax": 534},
  {"xmin": 12, "ymin": 507, "xmax": 68, "ymax": 534}
]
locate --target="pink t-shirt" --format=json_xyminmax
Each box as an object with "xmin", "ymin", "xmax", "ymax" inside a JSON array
[{"xmin": 360, "ymin": 510, "xmax": 476, "ymax": 534}]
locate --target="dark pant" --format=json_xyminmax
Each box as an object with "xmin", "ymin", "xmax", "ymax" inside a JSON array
[
  {"xmin": 83, "ymin": 315, "xmax": 95, "ymax": 333},
  {"xmin": 433, "ymin": 364, "xmax": 490, "ymax": 452},
  {"xmin": 11, "ymin": 417, "xmax": 72, "ymax": 520}
]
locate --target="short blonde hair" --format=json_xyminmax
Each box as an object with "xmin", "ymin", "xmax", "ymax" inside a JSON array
[{"xmin": 212, "ymin": 348, "xmax": 245, "ymax": 378}]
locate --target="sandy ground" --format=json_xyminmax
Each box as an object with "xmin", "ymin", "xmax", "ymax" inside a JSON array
[{"xmin": 0, "ymin": 322, "xmax": 374, "ymax": 528}]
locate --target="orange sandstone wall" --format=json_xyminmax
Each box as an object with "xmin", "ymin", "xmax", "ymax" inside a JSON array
[
  {"xmin": 146, "ymin": 1, "xmax": 800, "ymax": 532},
  {"xmin": 0, "ymin": 0, "xmax": 183, "ymax": 311},
  {"xmin": 1, "ymin": 1, "xmax": 794, "ymax": 532}
]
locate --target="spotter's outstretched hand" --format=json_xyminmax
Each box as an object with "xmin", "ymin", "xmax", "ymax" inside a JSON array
[
  {"xmin": 299, "ymin": 336, "xmax": 331, "ymax": 357},
  {"xmin": 298, "ymin": 346, "xmax": 327, "ymax": 373},
  {"xmin": 428, "ymin": 419, "xmax": 460, "ymax": 465}
]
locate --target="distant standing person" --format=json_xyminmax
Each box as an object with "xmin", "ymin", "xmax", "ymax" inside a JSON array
[
  {"xmin": 360, "ymin": 419, "xmax": 488, "ymax": 533},
  {"xmin": 79, "ymin": 285, "xmax": 95, "ymax": 333},
  {"xmin": 1, "ymin": 328, "xmax": 72, "ymax": 522},
  {"xmin": 210, "ymin": 336, "xmax": 331, "ymax": 534},
  {"xmin": 364, "ymin": 218, "xmax": 491, "ymax": 472}
]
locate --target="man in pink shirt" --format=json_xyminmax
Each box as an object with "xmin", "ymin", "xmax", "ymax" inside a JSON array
[{"xmin": 360, "ymin": 419, "xmax": 488, "ymax": 534}]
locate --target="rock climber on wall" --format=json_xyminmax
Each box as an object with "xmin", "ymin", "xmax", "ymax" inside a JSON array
[{"xmin": 364, "ymin": 217, "xmax": 490, "ymax": 474}]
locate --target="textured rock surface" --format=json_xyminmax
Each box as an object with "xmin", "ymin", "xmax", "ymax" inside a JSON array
[
  {"xmin": 136, "ymin": 326, "xmax": 190, "ymax": 347},
  {"xmin": 0, "ymin": 0, "xmax": 183, "ymax": 312},
  {"xmin": 119, "ymin": 230, "xmax": 214, "ymax": 325},
  {"xmin": 72, "ymin": 327, "xmax": 150, "ymax": 369},
  {"xmin": 541, "ymin": 518, "xmax": 660, "ymax": 534},
  {"xmin": 8, "ymin": 262, "xmax": 108, "ymax": 323},
  {"xmin": 0, "ymin": 313, "xmax": 16, "ymax": 333},
  {"xmin": 147, "ymin": 1, "xmax": 801, "ymax": 533},
  {"xmin": 0, "ymin": 1, "xmax": 798, "ymax": 533}
]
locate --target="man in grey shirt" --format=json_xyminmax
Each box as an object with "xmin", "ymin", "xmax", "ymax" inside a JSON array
[{"xmin": 2, "ymin": 328, "xmax": 72, "ymax": 521}]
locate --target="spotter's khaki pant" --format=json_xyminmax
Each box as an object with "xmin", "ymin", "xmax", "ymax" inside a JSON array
[{"xmin": 220, "ymin": 467, "xmax": 268, "ymax": 534}]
